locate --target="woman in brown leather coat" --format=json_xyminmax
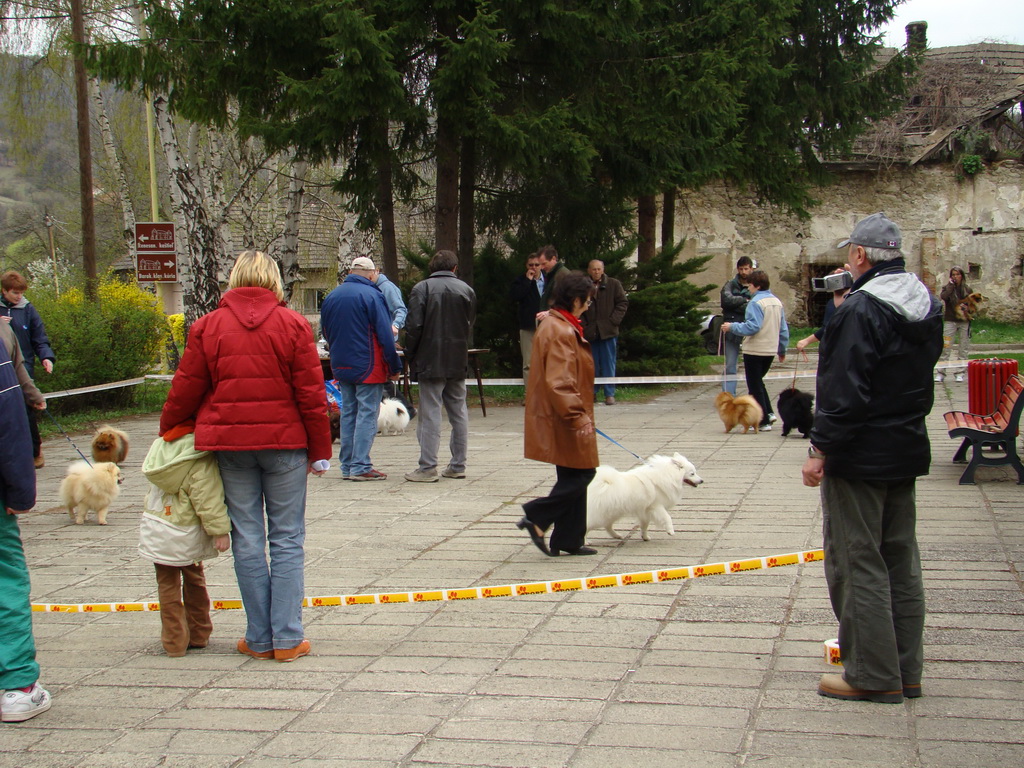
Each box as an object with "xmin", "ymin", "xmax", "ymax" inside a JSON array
[{"xmin": 517, "ymin": 271, "xmax": 600, "ymax": 557}]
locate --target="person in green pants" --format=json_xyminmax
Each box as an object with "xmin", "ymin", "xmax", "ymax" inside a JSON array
[{"xmin": 0, "ymin": 340, "xmax": 52, "ymax": 723}]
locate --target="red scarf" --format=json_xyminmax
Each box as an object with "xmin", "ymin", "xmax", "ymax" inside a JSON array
[{"xmin": 553, "ymin": 308, "xmax": 583, "ymax": 334}]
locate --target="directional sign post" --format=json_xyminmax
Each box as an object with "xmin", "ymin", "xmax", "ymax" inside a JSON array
[{"xmin": 135, "ymin": 222, "xmax": 177, "ymax": 282}]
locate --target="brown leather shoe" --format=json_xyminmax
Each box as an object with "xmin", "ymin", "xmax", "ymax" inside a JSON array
[
  {"xmin": 605, "ymin": 396, "xmax": 615, "ymax": 406},
  {"xmin": 818, "ymin": 673, "xmax": 903, "ymax": 703},
  {"xmin": 274, "ymin": 639, "xmax": 311, "ymax": 662},
  {"xmin": 34, "ymin": 452, "xmax": 44, "ymax": 469},
  {"xmin": 237, "ymin": 639, "xmax": 274, "ymax": 660}
]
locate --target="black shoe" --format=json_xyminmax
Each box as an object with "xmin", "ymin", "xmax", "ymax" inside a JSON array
[
  {"xmin": 552, "ymin": 546, "xmax": 598, "ymax": 556},
  {"xmin": 516, "ymin": 517, "xmax": 552, "ymax": 556}
]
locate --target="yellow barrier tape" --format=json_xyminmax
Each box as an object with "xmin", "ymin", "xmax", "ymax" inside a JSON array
[{"xmin": 31, "ymin": 549, "xmax": 823, "ymax": 613}]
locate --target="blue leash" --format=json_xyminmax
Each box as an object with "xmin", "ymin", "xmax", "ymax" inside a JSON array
[
  {"xmin": 595, "ymin": 428, "xmax": 645, "ymax": 463},
  {"xmin": 41, "ymin": 408, "xmax": 92, "ymax": 465}
]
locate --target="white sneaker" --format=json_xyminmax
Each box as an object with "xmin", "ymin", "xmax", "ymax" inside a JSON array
[
  {"xmin": 759, "ymin": 424, "xmax": 773, "ymax": 432},
  {"xmin": 767, "ymin": 413, "xmax": 777, "ymax": 424},
  {"xmin": 934, "ymin": 373, "xmax": 944, "ymax": 383},
  {"xmin": 955, "ymin": 374, "xmax": 964, "ymax": 382},
  {"xmin": 1, "ymin": 683, "xmax": 52, "ymax": 723}
]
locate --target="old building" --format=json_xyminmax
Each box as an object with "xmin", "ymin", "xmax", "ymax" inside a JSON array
[{"xmin": 679, "ymin": 23, "xmax": 1024, "ymax": 325}]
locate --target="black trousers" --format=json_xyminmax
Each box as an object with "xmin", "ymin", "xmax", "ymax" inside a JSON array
[
  {"xmin": 27, "ymin": 404, "xmax": 41, "ymax": 457},
  {"xmin": 522, "ymin": 465, "xmax": 596, "ymax": 553},
  {"xmin": 743, "ymin": 354, "xmax": 774, "ymax": 425}
]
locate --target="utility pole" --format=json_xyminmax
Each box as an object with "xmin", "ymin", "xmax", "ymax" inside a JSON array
[{"xmin": 70, "ymin": 0, "xmax": 98, "ymax": 302}]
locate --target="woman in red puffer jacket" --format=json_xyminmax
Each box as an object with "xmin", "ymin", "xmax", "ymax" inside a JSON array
[{"xmin": 160, "ymin": 251, "xmax": 331, "ymax": 663}]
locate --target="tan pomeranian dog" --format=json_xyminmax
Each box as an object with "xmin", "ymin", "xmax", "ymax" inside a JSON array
[
  {"xmin": 59, "ymin": 461, "xmax": 124, "ymax": 525},
  {"xmin": 91, "ymin": 426, "xmax": 129, "ymax": 464},
  {"xmin": 954, "ymin": 292, "xmax": 985, "ymax": 322},
  {"xmin": 714, "ymin": 391, "xmax": 764, "ymax": 434}
]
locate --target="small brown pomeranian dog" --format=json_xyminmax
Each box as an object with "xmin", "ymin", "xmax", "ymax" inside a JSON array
[
  {"xmin": 714, "ymin": 391, "xmax": 764, "ymax": 434},
  {"xmin": 91, "ymin": 425, "xmax": 129, "ymax": 464},
  {"xmin": 59, "ymin": 461, "xmax": 124, "ymax": 525}
]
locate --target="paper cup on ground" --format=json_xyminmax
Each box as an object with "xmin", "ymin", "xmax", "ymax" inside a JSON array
[{"xmin": 824, "ymin": 638, "xmax": 842, "ymax": 666}]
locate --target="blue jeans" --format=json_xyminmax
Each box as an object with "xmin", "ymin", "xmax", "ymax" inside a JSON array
[
  {"xmin": 217, "ymin": 449, "xmax": 308, "ymax": 653},
  {"xmin": 723, "ymin": 333, "xmax": 742, "ymax": 395},
  {"xmin": 591, "ymin": 337, "xmax": 617, "ymax": 398},
  {"xmin": 338, "ymin": 382, "xmax": 384, "ymax": 476}
]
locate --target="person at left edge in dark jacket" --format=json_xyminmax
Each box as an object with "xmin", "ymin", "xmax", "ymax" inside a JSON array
[
  {"xmin": 517, "ymin": 271, "xmax": 600, "ymax": 557},
  {"xmin": 1, "ymin": 270, "xmax": 56, "ymax": 468},
  {"xmin": 320, "ymin": 255, "xmax": 403, "ymax": 481},
  {"xmin": 160, "ymin": 251, "xmax": 332, "ymax": 664},
  {"xmin": 0, "ymin": 340, "xmax": 53, "ymax": 723},
  {"xmin": 403, "ymin": 250, "xmax": 477, "ymax": 483}
]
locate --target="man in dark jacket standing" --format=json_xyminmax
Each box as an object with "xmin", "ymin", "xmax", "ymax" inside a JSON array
[
  {"xmin": 508, "ymin": 252, "xmax": 542, "ymax": 382},
  {"xmin": 321, "ymin": 256, "xmax": 402, "ymax": 481},
  {"xmin": 720, "ymin": 257, "xmax": 752, "ymax": 395},
  {"xmin": 403, "ymin": 251, "xmax": 477, "ymax": 482},
  {"xmin": 582, "ymin": 260, "xmax": 628, "ymax": 405},
  {"xmin": 536, "ymin": 244, "xmax": 566, "ymax": 318},
  {"xmin": 802, "ymin": 213, "xmax": 943, "ymax": 704}
]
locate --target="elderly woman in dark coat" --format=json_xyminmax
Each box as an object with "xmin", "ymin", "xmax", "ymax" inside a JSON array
[{"xmin": 516, "ymin": 271, "xmax": 599, "ymax": 557}]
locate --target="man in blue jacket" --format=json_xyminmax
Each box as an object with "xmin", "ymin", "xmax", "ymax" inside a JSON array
[
  {"xmin": 2, "ymin": 271, "xmax": 56, "ymax": 468},
  {"xmin": 0, "ymin": 341, "xmax": 52, "ymax": 723},
  {"xmin": 320, "ymin": 256, "xmax": 402, "ymax": 481},
  {"xmin": 802, "ymin": 213, "xmax": 943, "ymax": 704}
]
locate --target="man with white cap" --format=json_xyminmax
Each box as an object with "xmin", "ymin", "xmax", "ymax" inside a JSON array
[
  {"xmin": 320, "ymin": 256, "xmax": 402, "ymax": 481},
  {"xmin": 802, "ymin": 213, "xmax": 943, "ymax": 703}
]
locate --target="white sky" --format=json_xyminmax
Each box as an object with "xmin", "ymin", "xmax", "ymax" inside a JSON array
[{"xmin": 880, "ymin": 0, "xmax": 1024, "ymax": 48}]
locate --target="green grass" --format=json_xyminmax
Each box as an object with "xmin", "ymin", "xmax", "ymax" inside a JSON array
[
  {"xmin": 969, "ymin": 318, "xmax": 1024, "ymax": 345},
  {"xmin": 790, "ymin": 318, "xmax": 1024, "ymax": 348},
  {"xmin": 39, "ymin": 380, "xmax": 170, "ymax": 439}
]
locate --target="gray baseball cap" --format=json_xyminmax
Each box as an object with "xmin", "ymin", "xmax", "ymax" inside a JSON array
[{"xmin": 838, "ymin": 212, "xmax": 902, "ymax": 250}]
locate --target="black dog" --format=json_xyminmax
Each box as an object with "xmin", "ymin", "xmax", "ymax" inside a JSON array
[{"xmin": 777, "ymin": 388, "xmax": 814, "ymax": 438}]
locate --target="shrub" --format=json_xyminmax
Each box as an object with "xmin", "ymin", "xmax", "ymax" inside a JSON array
[{"xmin": 30, "ymin": 281, "xmax": 167, "ymax": 408}]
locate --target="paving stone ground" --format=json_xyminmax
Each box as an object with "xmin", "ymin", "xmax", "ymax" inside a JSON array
[{"xmin": 4, "ymin": 372, "xmax": 1022, "ymax": 767}]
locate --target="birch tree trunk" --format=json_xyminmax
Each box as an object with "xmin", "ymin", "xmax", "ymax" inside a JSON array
[
  {"xmin": 237, "ymin": 135, "xmax": 258, "ymax": 249},
  {"xmin": 153, "ymin": 94, "xmax": 223, "ymax": 330},
  {"xmin": 275, "ymin": 159, "xmax": 307, "ymax": 303},
  {"xmin": 89, "ymin": 77, "xmax": 135, "ymax": 251}
]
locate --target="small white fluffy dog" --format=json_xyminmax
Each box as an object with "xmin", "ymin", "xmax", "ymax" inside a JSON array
[
  {"xmin": 377, "ymin": 397, "xmax": 411, "ymax": 435},
  {"xmin": 587, "ymin": 453, "xmax": 703, "ymax": 540},
  {"xmin": 59, "ymin": 461, "xmax": 124, "ymax": 525}
]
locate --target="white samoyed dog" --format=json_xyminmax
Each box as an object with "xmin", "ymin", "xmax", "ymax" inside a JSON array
[
  {"xmin": 377, "ymin": 397, "xmax": 411, "ymax": 435},
  {"xmin": 586, "ymin": 453, "xmax": 703, "ymax": 540}
]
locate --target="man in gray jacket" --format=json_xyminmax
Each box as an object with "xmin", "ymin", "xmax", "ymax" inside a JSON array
[{"xmin": 403, "ymin": 250, "xmax": 477, "ymax": 482}]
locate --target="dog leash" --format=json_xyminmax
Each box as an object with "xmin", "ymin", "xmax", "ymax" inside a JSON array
[
  {"xmin": 41, "ymin": 408, "xmax": 93, "ymax": 465},
  {"xmin": 595, "ymin": 428, "xmax": 646, "ymax": 464}
]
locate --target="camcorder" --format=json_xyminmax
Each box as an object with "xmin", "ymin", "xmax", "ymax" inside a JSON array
[{"xmin": 811, "ymin": 271, "xmax": 853, "ymax": 293}]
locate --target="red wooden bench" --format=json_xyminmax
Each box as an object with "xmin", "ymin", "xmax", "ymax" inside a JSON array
[{"xmin": 943, "ymin": 374, "xmax": 1024, "ymax": 485}]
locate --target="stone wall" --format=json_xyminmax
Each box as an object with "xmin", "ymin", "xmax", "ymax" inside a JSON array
[{"xmin": 675, "ymin": 161, "xmax": 1024, "ymax": 325}]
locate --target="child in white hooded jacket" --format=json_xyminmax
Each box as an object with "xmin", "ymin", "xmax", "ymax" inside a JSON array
[{"xmin": 140, "ymin": 422, "xmax": 230, "ymax": 657}]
